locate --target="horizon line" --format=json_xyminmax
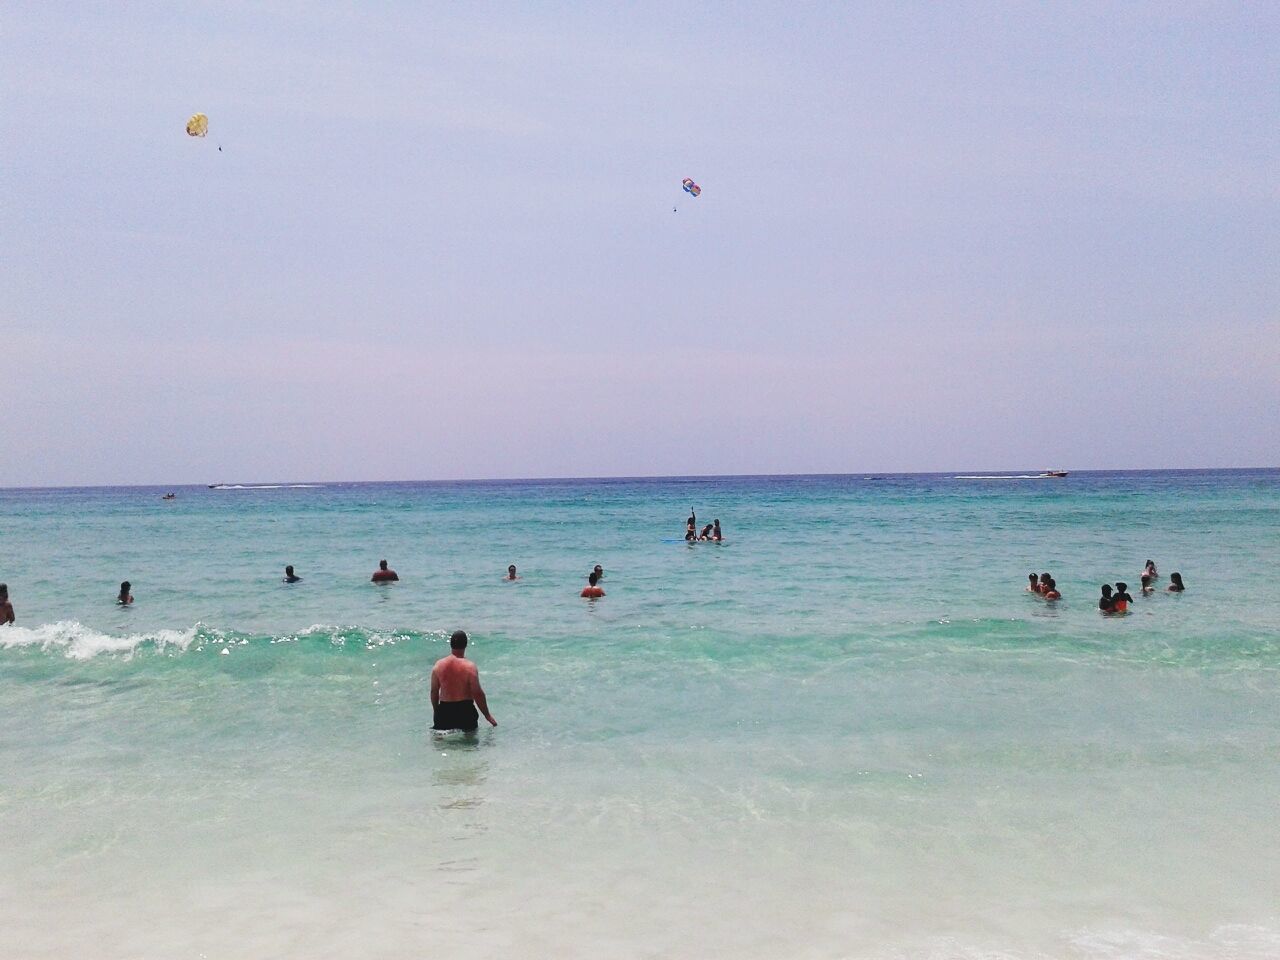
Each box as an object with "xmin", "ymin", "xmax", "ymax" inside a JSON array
[{"xmin": 3, "ymin": 465, "xmax": 1277, "ymax": 493}]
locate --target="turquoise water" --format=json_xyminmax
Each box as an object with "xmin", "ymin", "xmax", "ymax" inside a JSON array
[{"xmin": 2, "ymin": 471, "xmax": 1278, "ymax": 958}]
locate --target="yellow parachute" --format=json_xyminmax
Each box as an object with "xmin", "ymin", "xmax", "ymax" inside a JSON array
[{"xmin": 186, "ymin": 113, "xmax": 208, "ymax": 137}]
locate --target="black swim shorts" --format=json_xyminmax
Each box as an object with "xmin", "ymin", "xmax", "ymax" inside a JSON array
[{"xmin": 433, "ymin": 699, "xmax": 479, "ymax": 732}]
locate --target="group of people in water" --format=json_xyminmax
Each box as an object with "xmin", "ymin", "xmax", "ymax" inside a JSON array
[
  {"xmin": 1027, "ymin": 559, "xmax": 1187, "ymax": 612},
  {"xmin": 685, "ymin": 510, "xmax": 723, "ymax": 542}
]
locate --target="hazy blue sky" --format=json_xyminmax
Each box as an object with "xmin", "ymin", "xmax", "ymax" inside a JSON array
[{"xmin": 2, "ymin": 2, "xmax": 1276, "ymax": 485}]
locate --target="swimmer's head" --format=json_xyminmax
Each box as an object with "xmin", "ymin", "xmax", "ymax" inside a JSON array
[
  {"xmin": 593, "ymin": 565, "xmax": 602, "ymax": 576},
  {"xmin": 508, "ymin": 565, "xmax": 517, "ymax": 575},
  {"xmin": 1028, "ymin": 573, "xmax": 1038, "ymax": 584},
  {"xmin": 450, "ymin": 630, "xmax": 468, "ymax": 651},
  {"xmin": 1040, "ymin": 572, "xmax": 1050, "ymax": 582},
  {"xmin": 379, "ymin": 560, "xmax": 389, "ymax": 570},
  {"xmin": 119, "ymin": 581, "xmax": 131, "ymax": 597},
  {"xmin": 1115, "ymin": 582, "xmax": 1128, "ymax": 593},
  {"xmin": 0, "ymin": 583, "xmax": 7, "ymax": 600},
  {"xmin": 285, "ymin": 565, "xmax": 295, "ymax": 577},
  {"xmin": 588, "ymin": 572, "xmax": 599, "ymax": 586},
  {"xmin": 1171, "ymin": 572, "xmax": 1184, "ymax": 587},
  {"xmin": 1101, "ymin": 584, "xmax": 1113, "ymax": 595}
]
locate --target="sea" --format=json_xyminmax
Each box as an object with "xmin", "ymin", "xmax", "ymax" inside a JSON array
[{"xmin": 1, "ymin": 470, "xmax": 1277, "ymax": 959}]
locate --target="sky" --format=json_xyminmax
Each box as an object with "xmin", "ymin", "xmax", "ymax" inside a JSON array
[{"xmin": 1, "ymin": 1, "xmax": 1277, "ymax": 486}]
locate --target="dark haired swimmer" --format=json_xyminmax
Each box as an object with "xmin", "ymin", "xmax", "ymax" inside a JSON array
[
  {"xmin": 117, "ymin": 581, "xmax": 133, "ymax": 605},
  {"xmin": 371, "ymin": 560, "xmax": 399, "ymax": 583},
  {"xmin": 0, "ymin": 584, "xmax": 14, "ymax": 625},
  {"xmin": 1027, "ymin": 573, "xmax": 1040, "ymax": 593},
  {"xmin": 1039, "ymin": 572, "xmax": 1051, "ymax": 593},
  {"xmin": 1043, "ymin": 577, "xmax": 1061, "ymax": 601},
  {"xmin": 699, "ymin": 523, "xmax": 713, "ymax": 541},
  {"xmin": 1112, "ymin": 583, "xmax": 1134, "ymax": 613},
  {"xmin": 1144, "ymin": 559, "xmax": 1158, "ymax": 579},
  {"xmin": 430, "ymin": 630, "xmax": 497, "ymax": 731},
  {"xmin": 712, "ymin": 519, "xmax": 722, "ymax": 541},
  {"xmin": 581, "ymin": 572, "xmax": 605, "ymax": 599},
  {"xmin": 1098, "ymin": 584, "xmax": 1114, "ymax": 613},
  {"xmin": 506, "ymin": 565, "xmax": 519, "ymax": 581},
  {"xmin": 284, "ymin": 565, "xmax": 301, "ymax": 583},
  {"xmin": 593, "ymin": 564, "xmax": 603, "ymax": 581},
  {"xmin": 1168, "ymin": 572, "xmax": 1185, "ymax": 592}
]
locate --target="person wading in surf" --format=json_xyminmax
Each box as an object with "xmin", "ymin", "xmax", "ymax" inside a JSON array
[{"xmin": 430, "ymin": 631, "xmax": 497, "ymax": 731}]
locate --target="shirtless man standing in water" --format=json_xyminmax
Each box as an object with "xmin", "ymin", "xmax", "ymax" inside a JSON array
[{"xmin": 431, "ymin": 631, "xmax": 497, "ymax": 731}]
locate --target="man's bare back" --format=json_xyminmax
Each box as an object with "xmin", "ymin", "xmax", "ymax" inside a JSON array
[{"xmin": 432, "ymin": 654, "xmax": 479, "ymax": 701}]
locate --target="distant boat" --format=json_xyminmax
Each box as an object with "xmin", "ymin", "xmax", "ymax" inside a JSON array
[
  {"xmin": 954, "ymin": 470, "xmax": 1070, "ymax": 480},
  {"xmin": 161, "ymin": 493, "xmax": 177, "ymax": 500}
]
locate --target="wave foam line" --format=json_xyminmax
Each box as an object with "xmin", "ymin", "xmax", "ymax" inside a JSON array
[
  {"xmin": 0, "ymin": 622, "xmax": 444, "ymax": 660},
  {"xmin": 0, "ymin": 621, "xmax": 201, "ymax": 660}
]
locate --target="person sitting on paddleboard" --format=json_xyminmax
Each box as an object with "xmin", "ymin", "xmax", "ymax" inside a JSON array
[
  {"xmin": 699, "ymin": 523, "xmax": 713, "ymax": 541},
  {"xmin": 712, "ymin": 519, "xmax": 722, "ymax": 541},
  {"xmin": 686, "ymin": 510, "xmax": 697, "ymax": 542}
]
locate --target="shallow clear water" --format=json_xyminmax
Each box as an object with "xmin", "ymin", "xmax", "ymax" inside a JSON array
[{"xmin": 2, "ymin": 471, "xmax": 1278, "ymax": 958}]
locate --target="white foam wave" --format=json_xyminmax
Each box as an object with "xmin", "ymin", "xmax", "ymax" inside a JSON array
[{"xmin": 0, "ymin": 620, "xmax": 199, "ymax": 660}]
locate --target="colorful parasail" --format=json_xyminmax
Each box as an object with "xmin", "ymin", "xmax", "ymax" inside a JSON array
[
  {"xmin": 682, "ymin": 177, "xmax": 701, "ymax": 197},
  {"xmin": 186, "ymin": 113, "xmax": 209, "ymax": 137}
]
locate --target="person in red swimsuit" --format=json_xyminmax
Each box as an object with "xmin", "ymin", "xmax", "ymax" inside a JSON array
[
  {"xmin": 581, "ymin": 572, "xmax": 605, "ymax": 599},
  {"xmin": 371, "ymin": 560, "xmax": 399, "ymax": 583}
]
